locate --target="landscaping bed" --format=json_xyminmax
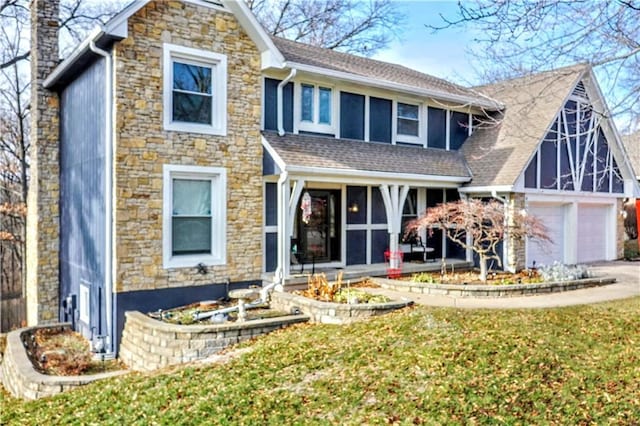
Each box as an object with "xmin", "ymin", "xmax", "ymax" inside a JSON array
[
  {"xmin": 147, "ymin": 300, "xmax": 288, "ymax": 325},
  {"xmin": 1, "ymin": 324, "xmax": 127, "ymax": 400},
  {"xmin": 272, "ymin": 273, "xmax": 413, "ymax": 324}
]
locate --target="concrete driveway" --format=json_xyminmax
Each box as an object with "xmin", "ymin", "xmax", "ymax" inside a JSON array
[{"xmin": 367, "ymin": 260, "xmax": 640, "ymax": 309}]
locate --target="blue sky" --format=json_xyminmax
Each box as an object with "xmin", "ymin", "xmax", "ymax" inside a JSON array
[{"xmin": 373, "ymin": 1, "xmax": 479, "ymax": 86}]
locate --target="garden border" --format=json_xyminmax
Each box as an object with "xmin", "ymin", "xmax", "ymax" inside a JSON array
[
  {"xmin": 0, "ymin": 324, "xmax": 127, "ymax": 400},
  {"xmin": 119, "ymin": 311, "xmax": 309, "ymax": 372},
  {"xmin": 371, "ymin": 276, "xmax": 617, "ymax": 298},
  {"xmin": 269, "ymin": 291, "xmax": 413, "ymax": 324}
]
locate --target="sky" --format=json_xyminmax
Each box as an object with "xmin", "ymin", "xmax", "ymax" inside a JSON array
[{"xmin": 373, "ymin": 1, "xmax": 479, "ymax": 86}]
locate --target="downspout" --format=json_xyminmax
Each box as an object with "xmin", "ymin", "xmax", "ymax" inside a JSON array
[
  {"xmin": 89, "ymin": 41, "xmax": 114, "ymax": 355},
  {"xmin": 277, "ymin": 68, "xmax": 296, "ymax": 136},
  {"xmin": 491, "ymin": 190, "xmax": 513, "ymax": 273}
]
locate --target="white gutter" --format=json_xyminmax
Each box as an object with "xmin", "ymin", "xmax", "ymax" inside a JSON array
[
  {"xmin": 284, "ymin": 61, "xmax": 504, "ymax": 111},
  {"xmin": 285, "ymin": 165, "xmax": 471, "ymax": 184},
  {"xmin": 88, "ymin": 41, "xmax": 114, "ymax": 355},
  {"xmin": 277, "ymin": 69, "xmax": 296, "ymax": 136}
]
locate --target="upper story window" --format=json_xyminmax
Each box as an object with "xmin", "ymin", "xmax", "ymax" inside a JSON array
[
  {"xmin": 163, "ymin": 164, "xmax": 227, "ymax": 268},
  {"xmin": 397, "ymin": 103, "xmax": 420, "ymax": 138},
  {"xmin": 298, "ymin": 83, "xmax": 334, "ymax": 133},
  {"xmin": 163, "ymin": 43, "xmax": 227, "ymax": 136}
]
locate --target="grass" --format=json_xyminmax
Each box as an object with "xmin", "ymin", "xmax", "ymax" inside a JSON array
[{"xmin": 2, "ymin": 299, "xmax": 640, "ymax": 424}]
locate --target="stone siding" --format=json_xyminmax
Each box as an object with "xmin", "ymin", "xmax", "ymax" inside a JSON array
[
  {"xmin": 506, "ymin": 193, "xmax": 526, "ymax": 271},
  {"xmin": 616, "ymin": 198, "xmax": 625, "ymax": 259},
  {"xmin": 269, "ymin": 291, "xmax": 413, "ymax": 325},
  {"xmin": 26, "ymin": 0, "xmax": 61, "ymax": 325},
  {"xmin": 112, "ymin": 1, "xmax": 263, "ymax": 292},
  {"xmin": 1, "ymin": 324, "xmax": 126, "ymax": 400},
  {"xmin": 119, "ymin": 311, "xmax": 308, "ymax": 371}
]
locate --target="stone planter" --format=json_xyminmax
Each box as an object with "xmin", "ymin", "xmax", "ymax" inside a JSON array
[
  {"xmin": 269, "ymin": 291, "xmax": 413, "ymax": 325},
  {"xmin": 1, "ymin": 324, "xmax": 127, "ymax": 400},
  {"xmin": 372, "ymin": 276, "xmax": 617, "ymax": 298},
  {"xmin": 119, "ymin": 311, "xmax": 309, "ymax": 372}
]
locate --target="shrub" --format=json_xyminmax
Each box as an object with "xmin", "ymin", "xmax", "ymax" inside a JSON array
[{"xmin": 537, "ymin": 262, "xmax": 593, "ymax": 282}]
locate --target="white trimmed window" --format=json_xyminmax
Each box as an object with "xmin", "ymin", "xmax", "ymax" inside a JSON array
[
  {"xmin": 397, "ymin": 102, "xmax": 420, "ymax": 139},
  {"xmin": 163, "ymin": 165, "xmax": 227, "ymax": 268},
  {"xmin": 163, "ymin": 43, "xmax": 227, "ymax": 135},
  {"xmin": 298, "ymin": 82, "xmax": 334, "ymax": 133}
]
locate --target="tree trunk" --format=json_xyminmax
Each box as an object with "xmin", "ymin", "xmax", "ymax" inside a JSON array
[{"xmin": 479, "ymin": 256, "xmax": 488, "ymax": 282}]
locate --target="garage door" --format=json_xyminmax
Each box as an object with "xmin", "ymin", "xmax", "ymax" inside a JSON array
[
  {"xmin": 577, "ymin": 204, "xmax": 608, "ymax": 263},
  {"xmin": 527, "ymin": 204, "xmax": 565, "ymax": 267}
]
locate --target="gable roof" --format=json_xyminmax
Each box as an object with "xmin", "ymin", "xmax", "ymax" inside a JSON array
[
  {"xmin": 44, "ymin": 0, "xmax": 282, "ymax": 89},
  {"xmin": 271, "ymin": 36, "xmax": 500, "ymax": 110},
  {"xmin": 461, "ymin": 65, "xmax": 586, "ymax": 189},
  {"xmin": 262, "ymin": 132, "xmax": 471, "ymax": 183},
  {"xmin": 622, "ymin": 132, "xmax": 640, "ymax": 179}
]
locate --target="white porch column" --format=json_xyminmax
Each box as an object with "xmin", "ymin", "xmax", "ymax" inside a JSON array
[
  {"xmin": 275, "ymin": 174, "xmax": 305, "ymax": 284},
  {"xmin": 379, "ymin": 184, "xmax": 410, "ymax": 268}
]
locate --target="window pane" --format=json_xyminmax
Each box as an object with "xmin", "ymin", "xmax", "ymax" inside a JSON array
[
  {"xmin": 173, "ymin": 62, "xmax": 212, "ymax": 94},
  {"xmin": 173, "ymin": 179, "xmax": 211, "ymax": 215},
  {"xmin": 173, "ymin": 92, "xmax": 212, "ymax": 124},
  {"xmin": 172, "ymin": 217, "xmax": 212, "ymax": 255},
  {"xmin": 398, "ymin": 103, "xmax": 419, "ymax": 120},
  {"xmin": 301, "ymin": 84, "xmax": 314, "ymax": 122},
  {"xmin": 319, "ymin": 87, "xmax": 332, "ymax": 124},
  {"xmin": 398, "ymin": 118, "xmax": 419, "ymax": 136}
]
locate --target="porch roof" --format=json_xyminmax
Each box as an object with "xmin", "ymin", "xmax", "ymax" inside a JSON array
[{"xmin": 262, "ymin": 132, "xmax": 472, "ymax": 182}]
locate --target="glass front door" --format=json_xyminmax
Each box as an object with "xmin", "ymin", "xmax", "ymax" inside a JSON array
[{"xmin": 296, "ymin": 190, "xmax": 341, "ymax": 263}]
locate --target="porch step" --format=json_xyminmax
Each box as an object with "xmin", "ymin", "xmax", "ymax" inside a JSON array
[{"xmin": 261, "ymin": 260, "xmax": 474, "ymax": 289}]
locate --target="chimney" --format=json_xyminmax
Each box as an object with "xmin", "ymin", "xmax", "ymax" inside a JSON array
[{"xmin": 26, "ymin": 0, "xmax": 60, "ymax": 325}]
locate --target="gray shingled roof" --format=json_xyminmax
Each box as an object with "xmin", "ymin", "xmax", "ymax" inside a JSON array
[
  {"xmin": 263, "ymin": 132, "xmax": 472, "ymax": 179},
  {"xmin": 622, "ymin": 132, "xmax": 640, "ymax": 179},
  {"xmin": 271, "ymin": 36, "xmax": 493, "ymax": 106},
  {"xmin": 461, "ymin": 65, "xmax": 586, "ymax": 188}
]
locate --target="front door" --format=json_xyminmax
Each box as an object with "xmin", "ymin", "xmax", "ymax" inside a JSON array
[{"xmin": 297, "ymin": 190, "xmax": 341, "ymax": 263}]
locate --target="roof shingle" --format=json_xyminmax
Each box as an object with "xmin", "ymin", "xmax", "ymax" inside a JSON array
[
  {"xmin": 263, "ymin": 132, "xmax": 471, "ymax": 180},
  {"xmin": 461, "ymin": 65, "xmax": 586, "ymax": 188},
  {"xmin": 271, "ymin": 36, "xmax": 495, "ymax": 107}
]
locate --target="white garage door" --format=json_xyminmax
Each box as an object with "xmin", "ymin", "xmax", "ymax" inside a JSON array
[
  {"xmin": 577, "ymin": 204, "xmax": 608, "ymax": 263},
  {"xmin": 527, "ymin": 204, "xmax": 565, "ymax": 267}
]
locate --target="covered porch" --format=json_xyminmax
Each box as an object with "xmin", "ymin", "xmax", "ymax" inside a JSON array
[{"xmin": 262, "ymin": 132, "xmax": 474, "ymax": 284}]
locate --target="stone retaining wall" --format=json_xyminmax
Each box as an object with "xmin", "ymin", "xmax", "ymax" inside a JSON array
[
  {"xmin": 119, "ymin": 311, "xmax": 309, "ymax": 372},
  {"xmin": 269, "ymin": 291, "xmax": 413, "ymax": 325},
  {"xmin": 372, "ymin": 276, "xmax": 617, "ymax": 298},
  {"xmin": 1, "ymin": 324, "xmax": 127, "ymax": 400}
]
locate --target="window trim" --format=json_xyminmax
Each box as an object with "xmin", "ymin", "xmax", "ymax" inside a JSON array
[
  {"xmin": 395, "ymin": 100, "xmax": 423, "ymax": 144},
  {"xmin": 163, "ymin": 164, "xmax": 227, "ymax": 269},
  {"xmin": 163, "ymin": 43, "xmax": 227, "ymax": 136},
  {"xmin": 295, "ymin": 82, "xmax": 335, "ymax": 134}
]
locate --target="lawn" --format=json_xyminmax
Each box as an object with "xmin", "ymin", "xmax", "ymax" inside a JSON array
[{"xmin": 2, "ymin": 298, "xmax": 639, "ymax": 425}]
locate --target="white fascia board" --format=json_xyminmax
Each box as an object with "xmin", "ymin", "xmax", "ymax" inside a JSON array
[
  {"xmin": 525, "ymin": 192, "xmax": 620, "ymax": 204},
  {"xmin": 261, "ymin": 136, "xmax": 287, "ymax": 171},
  {"xmin": 283, "ymin": 62, "xmax": 503, "ymax": 111},
  {"xmin": 43, "ymin": 27, "xmax": 104, "ymax": 89},
  {"xmin": 222, "ymin": 0, "xmax": 285, "ymax": 65},
  {"xmin": 284, "ymin": 165, "xmax": 470, "ymax": 186},
  {"xmin": 458, "ymin": 185, "xmax": 513, "ymax": 194}
]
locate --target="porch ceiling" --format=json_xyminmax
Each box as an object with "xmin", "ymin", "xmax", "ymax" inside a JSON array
[{"xmin": 262, "ymin": 131, "xmax": 472, "ymax": 182}]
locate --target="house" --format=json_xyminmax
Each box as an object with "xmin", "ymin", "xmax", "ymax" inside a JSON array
[{"xmin": 27, "ymin": 0, "xmax": 640, "ymax": 355}]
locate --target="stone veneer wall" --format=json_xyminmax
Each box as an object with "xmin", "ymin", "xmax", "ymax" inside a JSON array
[
  {"xmin": 119, "ymin": 311, "xmax": 309, "ymax": 372},
  {"xmin": 112, "ymin": 1, "xmax": 263, "ymax": 293},
  {"xmin": 616, "ymin": 198, "xmax": 625, "ymax": 259},
  {"xmin": 25, "ymin": 0, "xmax": 60, "ymax": 325},
  {"xmin": 506, "ymin": 193, "xmax": 526, "ymax": 271},
  {"xmin": 1, "ymin": 324, "xmax": 126, "ymax": 400}
]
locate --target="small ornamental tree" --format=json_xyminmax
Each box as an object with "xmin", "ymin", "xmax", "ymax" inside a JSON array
[{"xmin": 408, "ymin": 199, "xmax": 551, "ymax": 282}]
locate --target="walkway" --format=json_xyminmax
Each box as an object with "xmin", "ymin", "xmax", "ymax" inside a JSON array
[{"xmin": 364, "ymin": 261, "xmax": 640, "ymax": 309}]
